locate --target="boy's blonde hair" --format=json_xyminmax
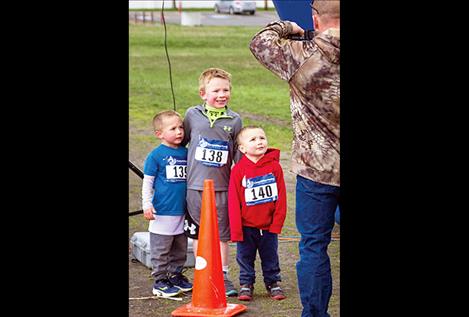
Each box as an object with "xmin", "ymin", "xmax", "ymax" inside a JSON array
[
  {"xmin": 198, "ymin": 68, "xmax": 232, "ymax": 92},
  {"xmin": 236, "ymin": 125, "xmax": 265, "ymax": 145},
  {"xmin": 152, "ymin": 110, "xmax": 182, "ymax": 132}
]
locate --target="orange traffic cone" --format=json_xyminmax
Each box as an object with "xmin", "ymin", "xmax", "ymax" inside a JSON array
[{"xmin": 172, "ymin": 179, "xmax": 247, "ymax": 317}]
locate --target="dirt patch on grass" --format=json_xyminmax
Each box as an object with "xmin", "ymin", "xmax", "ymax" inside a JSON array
[
  {"xmin": 129, "ymin": 121, "xmax": 340, "ymax": 317},
  {"xmin": 237, "ymin": 111, "xmax": 290, "ymax": 127},
  {"xmin": 129, "ymin": 238, "xmax": 339, "ymax": 317}
]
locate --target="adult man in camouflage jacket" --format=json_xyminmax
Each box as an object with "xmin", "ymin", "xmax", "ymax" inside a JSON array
[{"xmin": 249, "ymin": 1, "xmax": 339, "ymax": 316}]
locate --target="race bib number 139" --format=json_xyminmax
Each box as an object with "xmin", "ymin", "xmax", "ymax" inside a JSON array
[
  {"xmin": 164, "ymin": 156, "xmax": 187, "ymax": 182},
  {"xmin": 165, "ymin": 165, "xmax": 187, "ymax": 180}
]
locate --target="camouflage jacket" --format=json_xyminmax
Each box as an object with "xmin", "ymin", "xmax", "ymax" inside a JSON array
[{"xmin": 249, "ymin": 21, "xmax": 340, "ymax": 186}]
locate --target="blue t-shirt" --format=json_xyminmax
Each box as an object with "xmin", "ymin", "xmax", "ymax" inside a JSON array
[{"xmin": 143, "ymin": 144, "xmax": 187, "ymax": 216}]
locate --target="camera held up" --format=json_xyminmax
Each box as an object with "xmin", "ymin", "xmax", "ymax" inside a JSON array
[{"xmin": 287, "ymin": 30, "xmax": 315, "ymax": 41}]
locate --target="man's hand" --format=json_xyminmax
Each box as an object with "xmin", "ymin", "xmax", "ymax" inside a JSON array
[
  {"xmin": 143, "ymin": 207, "xmax": 155, "ymax": 220},
  {"xmin": 290, "ymin": 21, "xmax": 305, "ymax": 36}
]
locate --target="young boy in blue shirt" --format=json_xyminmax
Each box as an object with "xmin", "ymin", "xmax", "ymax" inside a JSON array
[{"xmin": 142, "ymin": 110, "xmax": 193, "ymax": 298}]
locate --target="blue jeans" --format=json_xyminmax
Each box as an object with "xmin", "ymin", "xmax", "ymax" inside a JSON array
[
  {"xmin": 335, "ymin": 206, "xmax": 340, "ymax": 225},
  {"xmin": 236, "ymin": 226, "xmax": 281, "ymax": 286},
  {"xmin": 295, "ymin": 175, "xmax": 339, "ymax": 317}
]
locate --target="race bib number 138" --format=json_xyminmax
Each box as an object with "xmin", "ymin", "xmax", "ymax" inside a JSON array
[{"xmin": 195, "ymin": 137, "xmax": 229, "ymax": 167}]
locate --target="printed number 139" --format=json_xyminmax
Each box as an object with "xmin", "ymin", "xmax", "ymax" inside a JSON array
[{"xmin": 172, "ymin": 166, "xmax": 187, "ymax": 178}]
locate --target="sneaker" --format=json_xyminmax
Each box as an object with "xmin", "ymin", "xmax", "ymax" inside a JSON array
[
  {"xmin": 223, "ymin": 272, "xmax": 238, "ymax": 297},
  {"xmin": 237, "ymin": 284, "xmax": 254, "ymax": 301},
  {"xmin": 168, "ymin": 272, "xmax": 193, "ymax": 292},
  {"xmin": 265, "ymin": 282, "xmax": 286, "ymax": 300},
  {"xmin": 152, "ymin": 279, "xmax": 181, "ymax": 298}
]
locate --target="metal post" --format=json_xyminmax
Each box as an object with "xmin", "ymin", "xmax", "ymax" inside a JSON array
[
  {"xmin": 129, "ymin": 160, "xmax": 144, "ymax": 217},
  {"xmin": 129, "ymin": 160, "xmax": 144, "ymax": 179}
]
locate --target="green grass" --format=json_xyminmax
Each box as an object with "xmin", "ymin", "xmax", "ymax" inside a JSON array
[{"xmin": 129, "ymin": 23, "xmax": 292, "ymax": 152}]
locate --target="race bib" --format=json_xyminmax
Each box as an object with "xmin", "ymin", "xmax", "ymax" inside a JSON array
[
  {"xmin": 244, "ymin": 173, "xmax": 278, "ymax": 206},
  {"xmin": 194, "ymin": 137, "xmax": 229, "ymax": 167},
  {"xmin": 164, "ymin": 156, "xmax": 187, "ymax": 182}
]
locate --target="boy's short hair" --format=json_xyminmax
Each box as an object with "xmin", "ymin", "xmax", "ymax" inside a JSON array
[
  {"xmin": 198, "ymin": 68, "xmax": 232, "ymax": 91},
  {"xmin": 152, "ymin": 110, "xmax": 182, "ymax": 132},
  {"xmin": 236, "ymin": 125, "xmax": 264, "ymax": 145},
  {"xmin": 313, "ymin": 0, "xmax": 340, "ymax": 19}
]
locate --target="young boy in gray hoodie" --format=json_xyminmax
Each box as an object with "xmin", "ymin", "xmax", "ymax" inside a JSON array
[{"xmin": 182, "ymin": 68, "xmax": 243, "ymax": 296}]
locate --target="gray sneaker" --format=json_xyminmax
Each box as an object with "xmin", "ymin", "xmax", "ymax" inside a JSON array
[
  {"xmin": 265, "ymin": 282, "xmax": 286, "ymax": 300},
  {"xmin": 238, "ymin": 284, "xmax": 254, "ymax": 301},
  {"xmin": 223, "ymin": 272, "xmax": 238, "ymax": 297}
]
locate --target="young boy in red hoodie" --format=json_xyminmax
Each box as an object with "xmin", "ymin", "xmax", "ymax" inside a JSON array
[{"xmin": 228, "ymin": 126, "xmax": 287, "ymax": 301}]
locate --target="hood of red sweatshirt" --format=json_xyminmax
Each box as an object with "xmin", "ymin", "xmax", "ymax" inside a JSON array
[{"xmin": 239, "ymin": 148, "xmax": 280, "ymax": 167}]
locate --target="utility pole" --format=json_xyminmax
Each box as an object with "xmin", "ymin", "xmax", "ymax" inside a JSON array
[
  {"xmin": 264, "ymin": 0, "xmax": 268, "ymax": 10},
  {"xmin": 172, "ymin": 0, "xmax": 176, "ymax": 9}
]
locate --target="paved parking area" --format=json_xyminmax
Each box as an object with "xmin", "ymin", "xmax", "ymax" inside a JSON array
[{"xmin": 129, "ymin": 10, "xmax": 280, "ymax": 26}]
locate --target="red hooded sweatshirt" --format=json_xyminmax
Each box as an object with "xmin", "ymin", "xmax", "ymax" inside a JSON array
[{"xmin": 228, "ymin": 148, "xmax": 287, "ymax": 242}]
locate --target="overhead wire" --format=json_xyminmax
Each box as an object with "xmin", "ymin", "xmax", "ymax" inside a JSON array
[
  {"xmin": 129, "ymin": 1, "xmax": 177, "ymax": 218},
  {"xmin": 161, "ymin": 0, "xmax": 176, "ymax": 111}
]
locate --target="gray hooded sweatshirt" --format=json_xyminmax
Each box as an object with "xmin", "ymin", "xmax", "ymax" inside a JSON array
[{"xmin": 182, "ymin": 104, "xmax": 243, "ymax": 191}]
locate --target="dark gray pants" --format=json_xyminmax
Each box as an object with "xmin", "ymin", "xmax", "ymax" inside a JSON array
[
  {"xmin": 150, "ymin": 232, "xmax": 187, "ymax": 281},
  {"xmin": 186, "ymin": 189, "xmax": 230, "ymax": 241}
]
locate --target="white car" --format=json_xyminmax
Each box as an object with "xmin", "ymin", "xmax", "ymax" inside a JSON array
[{"xmin": 214, "ymin": 0, "xmax": 256, "ymax": 15}]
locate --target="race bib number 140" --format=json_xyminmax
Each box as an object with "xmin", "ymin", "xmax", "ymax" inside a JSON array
[{"xmin": 244, "ymin": 173, "xmax": 278, "ymax": 206}]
